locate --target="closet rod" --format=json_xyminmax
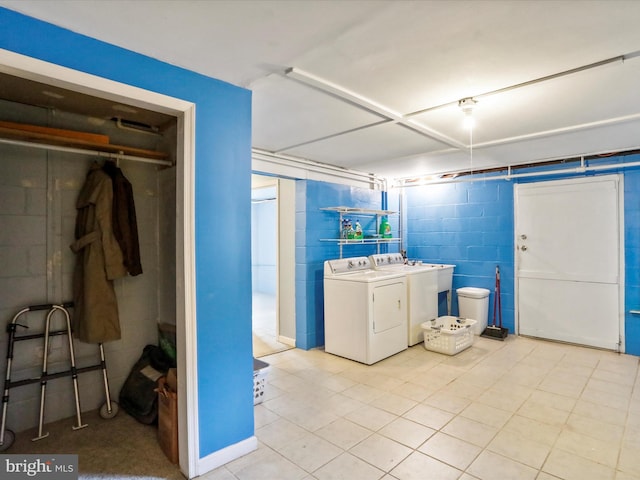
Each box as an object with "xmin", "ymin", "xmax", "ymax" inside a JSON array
[{"xmin": 0, "ymin": 137, "xmax": 173, "ymax": 167}]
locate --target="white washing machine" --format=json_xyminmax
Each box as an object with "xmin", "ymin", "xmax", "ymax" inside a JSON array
[
  {"xmin": 370, "ymin": 253, "xmax": 439, "ymax": 346},
  {"xmin": 324, "ymin": 256, "xmax": 408, "ymax": 365}
]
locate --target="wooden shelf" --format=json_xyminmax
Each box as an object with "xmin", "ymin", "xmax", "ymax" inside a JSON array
[{"xmin": 0, "ymin": 120, "xmax": 168, "ymax": 161}]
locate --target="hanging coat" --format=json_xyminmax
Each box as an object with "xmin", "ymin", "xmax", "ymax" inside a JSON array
[
  {"xmin": 102, "ymin": 160, "xmax": 143, "ymax": 276},
  {"xmin": 70, "ymin": 163, "xmax": 127, "ymax": 343}
]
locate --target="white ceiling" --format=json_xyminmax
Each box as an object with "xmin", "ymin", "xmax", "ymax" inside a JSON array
[{"xmin": 3, "ymin": 0, "xmax": 640, "ymax": 181}]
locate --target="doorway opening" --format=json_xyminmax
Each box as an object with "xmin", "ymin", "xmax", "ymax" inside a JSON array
[{"xmin": 251, "ymin": 174, "xmax": 295, "ymax": 357}]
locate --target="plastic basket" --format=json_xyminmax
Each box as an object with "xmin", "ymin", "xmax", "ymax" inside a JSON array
[
  {"xmin": 421, "ymin": 316, "xmax": 476, "ymax": 355},
  {"xmin": 253, "ymin": 358, "xmax": 269, "ymax": 405}
]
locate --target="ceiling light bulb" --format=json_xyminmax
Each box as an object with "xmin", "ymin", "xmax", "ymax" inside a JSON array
[
  {"xmin": 463, "ymin": 110, "xmax": 475, "ymax": 130},
  {"xmin": 458, "ymin": 97, "xmax": 477, "ymax": 130}
]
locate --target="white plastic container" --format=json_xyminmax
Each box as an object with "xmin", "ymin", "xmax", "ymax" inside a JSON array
[
  {"xmin": 457, "ymin": 287, "xmax": 490, "ymax": 335},
  {"xmin": 253, "ymin": 358, "xmax": 269, "ymax": 405},
  {"xmin": 421, "ymin": 316, "xmax": 476, "ymax": 355}
]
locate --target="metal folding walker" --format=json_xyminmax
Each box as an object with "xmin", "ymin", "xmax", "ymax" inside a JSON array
[{"xmin": 0, "ymin": 302, "xmax": 118, "ymax": 451}]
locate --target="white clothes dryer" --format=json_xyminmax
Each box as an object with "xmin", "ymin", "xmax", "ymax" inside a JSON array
[
  {"xmin": 323, "ymin": 256, "xmax": 408, "ymax": 365},
  {"xmin": 369, "ymin": 253, "xmax": 439, "ymax": 346}
]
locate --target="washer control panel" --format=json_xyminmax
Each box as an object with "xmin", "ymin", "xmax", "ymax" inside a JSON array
[{"xmin": 325, "ymin": 256, "xmax": 371, "ymax": 275}]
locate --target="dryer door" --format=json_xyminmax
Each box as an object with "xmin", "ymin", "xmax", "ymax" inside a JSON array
[{"xmin": 372, "ymin": 281, "xmax": 406, "ymax": 333}]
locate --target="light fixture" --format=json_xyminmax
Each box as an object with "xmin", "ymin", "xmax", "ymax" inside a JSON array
[{"xmin": 458, "ymin": 97, "xmax": 477, "ymax": 130}]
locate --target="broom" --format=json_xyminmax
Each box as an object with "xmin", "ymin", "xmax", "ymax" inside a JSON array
[{"xmin": 481, "ymin": 265, "xmax": 508, "ymax": 340}]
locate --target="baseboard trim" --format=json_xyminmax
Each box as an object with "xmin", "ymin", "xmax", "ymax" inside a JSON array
[
  {"xmin": 197, "ymin": 435, "xmax": 258, "ymax": 476},
  {"xmin": 278, "ymin": 335, "xmax": 296, "ymax": 347}
]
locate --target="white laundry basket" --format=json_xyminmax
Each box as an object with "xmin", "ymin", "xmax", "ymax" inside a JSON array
[{"xmin": 421, "ymin": 316, "xmax": 476, "ymax": 355}]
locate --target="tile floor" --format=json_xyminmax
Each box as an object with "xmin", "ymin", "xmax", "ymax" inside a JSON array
[
  {"xmin": 253, "ymin": 292, "xmax": 292, "ymax": 358},
  {"xmin": 204, "ymin": 335, "xmax": 640, "ymax": 480}
]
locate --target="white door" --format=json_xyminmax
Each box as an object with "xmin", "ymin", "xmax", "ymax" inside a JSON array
[
  {"xmin": 515, "ymin": 175, "xmax": 623, "ymax": 351},
  {"xmin": 373, "ymin": 281, "xmax": 406, "ymax": 333}
]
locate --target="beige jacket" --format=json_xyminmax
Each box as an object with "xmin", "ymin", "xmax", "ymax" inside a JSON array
[{"xmin": 71, "ymin": 163, "xmax": 127, "ymax": 343}]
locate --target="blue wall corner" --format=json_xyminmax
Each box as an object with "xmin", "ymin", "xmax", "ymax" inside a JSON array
[{"xmin": 0, "ymin": 7, "xmax": 254, "ymax": 457}]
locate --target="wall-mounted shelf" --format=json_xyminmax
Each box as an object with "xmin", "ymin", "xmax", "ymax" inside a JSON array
[
  {"xmin": 0, "ymin": 120, "xmax": 172, "ymax": 166},
  {"xmin": 320, "ymin": 206, "xmax": 401, "ymax": 258}
]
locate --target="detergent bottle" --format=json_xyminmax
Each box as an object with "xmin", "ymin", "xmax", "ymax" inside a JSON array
[
  {"xmin": 354, "ymin": 220, "xmax": 363, "ymax": 239},
  {"xmin": 379, "ymin": 216, "xmax": 392, "ymax": 238}
]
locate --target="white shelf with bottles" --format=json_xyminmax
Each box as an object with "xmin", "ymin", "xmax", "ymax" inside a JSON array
[{"xmin": 320, "ymin": 206, "xmax": 401, "ymax": 258}]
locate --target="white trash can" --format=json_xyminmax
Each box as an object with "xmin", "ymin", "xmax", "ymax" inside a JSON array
[{"xmin": 457, "ymin": 287, "xmax": 490, "ymax": 335}]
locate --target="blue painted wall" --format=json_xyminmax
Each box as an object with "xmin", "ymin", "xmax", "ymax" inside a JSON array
[
  {"xmin": 405, "ymin": 154, "xmax": 640, "ymax": 355},
  {"xmin": 295, "ymin": 180, "xmax": 399, "ymax": 349},
  {"xmin": 0, "ymin": 8, "xmax": 253, "ymax": 457}
]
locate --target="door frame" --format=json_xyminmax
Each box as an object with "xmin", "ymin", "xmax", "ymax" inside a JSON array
[
  {"xmin": 250, "ymin": 174, "xmax": 296, "ymax": 348},
  {"xmin": 0, "ymin": 48, "xmax": 200, "ymax": 476},
  {"xmin": 514, "ymin": 174, "xmax": 625, "ymax": 351}
]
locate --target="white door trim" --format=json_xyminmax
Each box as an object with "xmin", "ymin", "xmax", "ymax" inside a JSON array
[{"xmin": 0, "ymin": 48, "xmax": 199, "ymax": 477}]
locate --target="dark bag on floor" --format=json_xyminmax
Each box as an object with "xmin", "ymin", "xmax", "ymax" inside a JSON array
[{"xmin": 119, "ymin": 344, "xmax": 174, "ymax": 424}]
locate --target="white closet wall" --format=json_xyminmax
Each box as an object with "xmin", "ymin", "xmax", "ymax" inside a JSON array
[{"xmin": 0, "ymin": 99, "xmax": 176, "ymax": 433}]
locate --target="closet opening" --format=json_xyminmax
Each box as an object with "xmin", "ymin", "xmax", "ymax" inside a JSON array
[{"xmin": 0, "ymin": 59, "xmax": 196, "ymax": 478}]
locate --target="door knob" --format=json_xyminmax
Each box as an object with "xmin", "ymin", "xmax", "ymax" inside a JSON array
[
  {"xmin": 520, "ymin": 234, "xmax": 527, "ymax": 240},
  {"xmin": 521, "ymin": 245, "xmax": 527, "ymax": 251}
]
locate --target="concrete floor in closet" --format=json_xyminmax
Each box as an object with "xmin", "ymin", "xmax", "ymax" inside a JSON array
[{"xmin": 204, "ymin": 334, "xmax": 640, "ymax": 480}]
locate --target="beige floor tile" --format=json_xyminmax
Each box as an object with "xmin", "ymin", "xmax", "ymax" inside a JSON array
[
  {"xmin": 321, "ymin": 392, "xmax": 366, "ymax": 417},
  {"xmin": 239, "ymin": 336, "xmax": 640, "ymax": 480},
  {"xmin": 315, "ymin": 418, "xmax": 373, "ymax": 450},
  {"xmin": 390, "ymin": 451, "xmax": 462, "ymax": 480},
  {"xmin": 467, "ymin": 450, "xmax": 538, "ymax": 480},
  {"xmin": 439, "ymin": 377, "xmax": 487, "ymax": 400},
  {"xmin": 591, "ymin": 366, "xmax": 636, "ymax": 387},
  {"xmin": 528, "ymin": 389, "xmax": 576, "ymax": 412},
  {"xmin": 554, "ymin": 429, "xmax": 618, "ymax": 468},
  {"xmin": 422, "ymin": 390, "xmax": 472, "ymax": 414},
  {"xmin": 254, "ymin": 403, "xmax": 280, "ymax": 429},
  {"xmin": 403, "ymin": 403, "xmax": 455, "ymax": 430},
  {"xmin": 198, "ymin": 466, "xmax": 238, "ymax": 480},
  {"xmin": 418, "ymin": 432, "xmax": 482, "ymax": 470},
  {"xmin": 615, "ymin": 471, "xmax": 640, "ymax": 480},
  {"xmin": 542, "ymin": 448, "xmax": 616, "ymax": 480},
  {"xmin": 344, "ymin": 404, "xmax": 397, "ymax": 431},
  {"xmin": 370, "ymin": 391, "xmax": 418, "ymax": 415},
  {"xmin": 378, "ymin": 417, "xmax": 436, "ymax": 449},
  {"xmin": 349, "ymin": 433, "xmax": 413, "ymax": 472},
  {"xmin": 572, "ymin": 398, "xmax": 628, "ymax": 426},
  {"xmin": 538, "ymin": 372, "xmax": 587, "ymax": 398},
  {"xmin": 313, "ymin": 452, "xmax": 385, "ymax": 480},
  {"xmin": 231, "ymin": 446, "xmax": 308, "ymax": 480},
  {"xmin": 441, "ymin": 416, "xmax": 499, "ymax": 447},
  {"xmin": 392, "ymin": 381, "xmax": 435, "ymax": 402},
  {"xmin": 277, "ymin": 431, "xmax": 343, "ymax": 473},
  {"xmin": 565, "ymin": 412, "xmax": 625, "ymax": 444},
  {"xmin": 255, "ymin": 417, "xmax": 307, "ymax": 450},
  {"xmin": 580, "ymin": 384, "xmax": 631, "ymax": 410},
  {"xmin": 460, "ymin": 401, "xmax": 512, "ymax": 429},
  {"xmin": 501, "ymin": 414, "xmax": 561, "ymax": 446},
  {"xmin": 486, "ymin": 429, "xmax": 551, "ymax": 469},
  {"xmin": 617, "ymin": 443, "xmax": 640, "ymax": 477},
  {"xmin": 342, "ymin": 382, "xmax": 387, "ymax": 403},
  {"xmin": 517, "ymin": 397, "xmax": 571, "ymax": 428}
]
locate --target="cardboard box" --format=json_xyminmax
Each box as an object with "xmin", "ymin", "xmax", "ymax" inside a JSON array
[
  {"xmin": 157, "ymin": 377, "xmax": 178, "ymax": 464},
  {"xmin": 166, "ymin": 368, "xmax": 177, "ymax": 392}
]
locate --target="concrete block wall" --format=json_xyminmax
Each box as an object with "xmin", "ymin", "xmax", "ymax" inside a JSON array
[
  {"xmin": 295, "ymin": 179, "xmax": 400, "ymax": 349},
  {"xmin": 404, "ymin": 154, "xmax": 640, "ymax": 355},
  {"xmin": 405, "ymin": 180, "xmax": 515, "ymax": 331}
]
